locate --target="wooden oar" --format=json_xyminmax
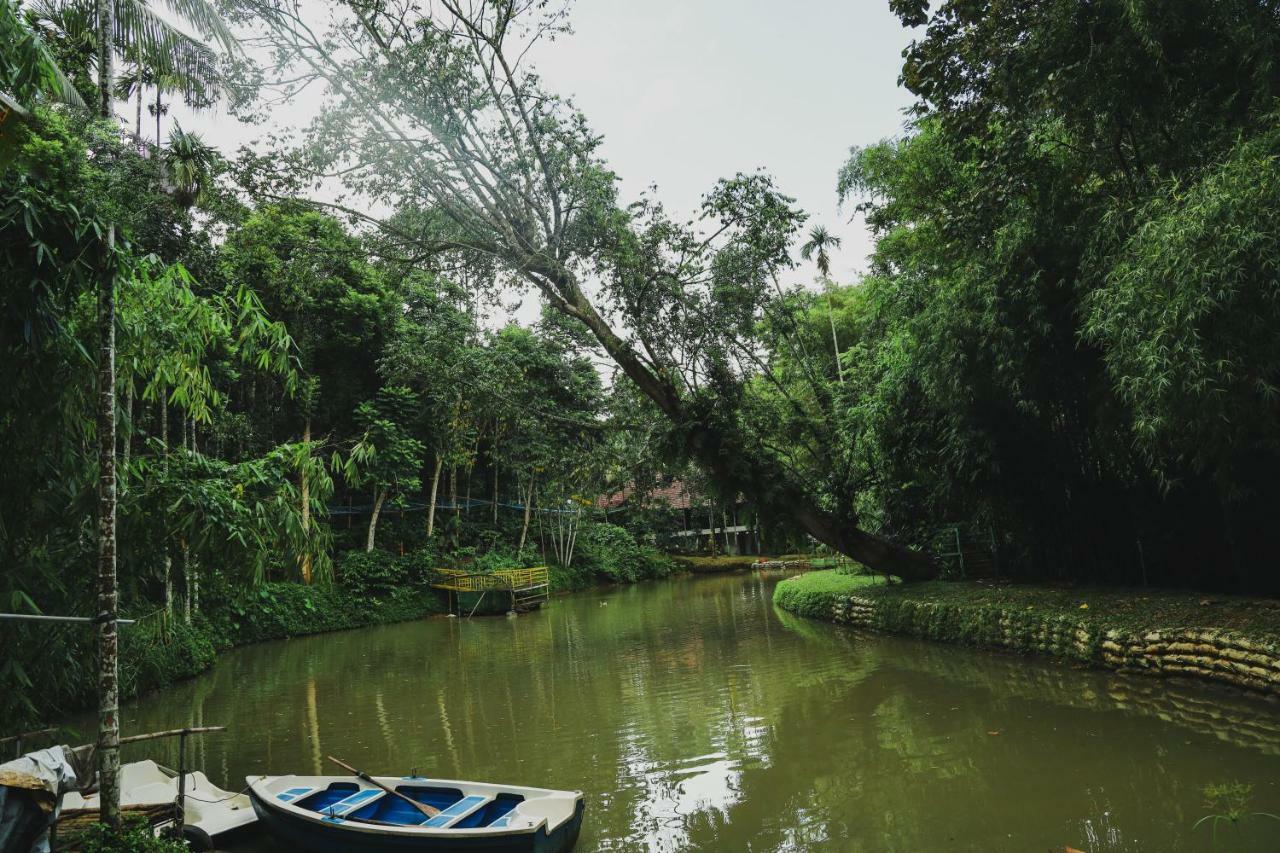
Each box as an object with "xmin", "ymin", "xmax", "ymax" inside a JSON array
[{"xmin": 327, "ymin": 755, "xmax": 441, "ymax": 818}]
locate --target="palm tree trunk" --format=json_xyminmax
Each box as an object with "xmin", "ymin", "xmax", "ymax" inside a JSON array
[
  {"xmin": 492, "ymin": 455, "xmax": 499, "ymax": 524},
  {"xmin": 427, "ymin": 456, "xmax": 443, "ymax": 537},
  {"xmin": 94, "ymin": 232, "xmax": 120, "ymax": 828},
  {"xmin": 134, "ymin": 50, "xmax": 143, "ymax": 146},
  {"xmin": 94, "ymin": 0, "xmax": 120, "ymax": 822},
  {"xmin": 155, "ymin": 85, "xmax": 162, "ymax": 146},
  {"xmin": 182, "ymin": 540, "xmax": 191, "ymax": 624},
  {"xmin": 366, "ymin": 488, "xmax": 386, "ymax": 552},
  {"xmin": 121, "ymin": 380, "xmax": 133, "ymax": 475},
  {"xmin": 161, "ymin": 391, "xmax": 171, "ymax": 614},
  {"xmin": 180, "ymin": 416, "xmax": 191, "ymax": 624},
  {"xmin": 300, "ymin": 417, "xmax": 312, "ymax": 584},
  {"xmin": 826, "ymin": 289, "xmax": 844, "ymax": 384}
]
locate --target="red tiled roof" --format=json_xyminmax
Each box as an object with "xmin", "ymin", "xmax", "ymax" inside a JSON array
[{"xmin": 595, "ymin": 479, "xmax": 702, "ymax": 511}]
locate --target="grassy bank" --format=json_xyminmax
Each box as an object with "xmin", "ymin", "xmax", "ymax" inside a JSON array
[
  {"xmin": 4, "ymin": 540, "xmax": 683, "ymax": 733},
  {"xmin": 671, "ymin": 555, "xmax": 762, "ymax": 573},
  {"xmin": 118, "ymin": 582, "xmax": 444, "ymax": 706},
  {"xmin": 774, "ymin": 571, "xmax": 1280, "ymax": 695},
  {"xmin": 670, "ymin": 553, "xmax": 842, "ymax": 574}
]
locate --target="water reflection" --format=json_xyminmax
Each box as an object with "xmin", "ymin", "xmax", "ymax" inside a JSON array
[{"xmin": 75, "ymin": 571, "xmax": 1280, "ymax": 851}]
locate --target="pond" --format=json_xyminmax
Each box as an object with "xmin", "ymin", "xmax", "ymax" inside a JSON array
[{"xmin": 91, "ymin": 571, "xmax": 1280, "ymax": 851}]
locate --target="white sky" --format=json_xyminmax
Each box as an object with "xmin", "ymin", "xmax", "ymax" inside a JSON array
[{"xmin": 176, "ymin": 0, "xmax": 916, "ymax": 286}]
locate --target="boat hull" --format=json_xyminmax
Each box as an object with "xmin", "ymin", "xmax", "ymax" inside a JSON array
[{"xmin": 247, "ymin": 779, "xmax": 583, "ymax": 853}]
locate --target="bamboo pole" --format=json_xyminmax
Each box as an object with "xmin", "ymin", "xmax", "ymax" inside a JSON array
[{"xmin": 115, "ymin": 725, "xmax": 226, "ymax": 746}]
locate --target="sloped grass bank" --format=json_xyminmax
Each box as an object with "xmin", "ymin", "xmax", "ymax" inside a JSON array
[
  {"xmin": 773, "ymin": 571, "xmax": 1280, "ymax": 695},
  {"xmin": 114, "ymin": 584, "xmax": 442, "ymax": 716}
]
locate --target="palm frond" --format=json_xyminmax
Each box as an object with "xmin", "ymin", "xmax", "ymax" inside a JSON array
[
  {"xmin": 114, "ymin": 0, "xmax": 221, "ymax": 100},
  {"xmin": 155, "ymin": 0, "xmax": 237, "ymax": 54},
  {"xmin": 43, "ymin": 44, "xmax": 86, "ymax": 108},
  {"xmin": 164, "ymin": 121, "xmax": 218, "ymax": 208}
]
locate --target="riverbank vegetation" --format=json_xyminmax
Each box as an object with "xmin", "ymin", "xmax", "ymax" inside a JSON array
[
  {"xmin": 775, "ymin": 570, "xmax": 1280, "ymax": 694},
  {"xmin": 6, "ymin": 0, "xmax": 1280, "ymax": 785}
]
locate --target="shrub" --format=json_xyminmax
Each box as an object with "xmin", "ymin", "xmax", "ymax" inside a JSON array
[
  {"xmin": 120, "ymin": 619, "xmax": 216, "ymax": 698},
  {"xmin": 336, "ymin": 550, "xmax": 406, "ymax": 596},
  {"xmin": 77, "ymin": 817, "xmax": 187, "ymax": 852},
  {"xmin": 471, "ymin": 548, "xmax": 527, "ymax": 573},
  {"xmin": 576, "ymin": 523, "xmax": 675, "ymax": 583},
  {"xmin": 548, "ymin": 561, "xmax": 594, "ymax": 592}
]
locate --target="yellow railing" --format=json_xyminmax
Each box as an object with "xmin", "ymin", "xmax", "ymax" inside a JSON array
[{"xmin": 431, "ymin": 566, "xmax": 549, "ymax": 592}]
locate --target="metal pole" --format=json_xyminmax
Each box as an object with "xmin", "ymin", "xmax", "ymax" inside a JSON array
[
  {"xmin": 0, "ymin": 613, "xmax": 136, "ymax": 624},
  {"xmin": 176, "ymin": 729, "xmax": 187, "ymax": 830}
]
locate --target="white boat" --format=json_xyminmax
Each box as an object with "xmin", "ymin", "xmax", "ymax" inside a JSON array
[
  {"xmin": 61, "ymin": 759, "xmax": 257, "ymax": 849},
  {"xmin": 247, "ymin": 772, "xmax": 584, "ymax": 852}
]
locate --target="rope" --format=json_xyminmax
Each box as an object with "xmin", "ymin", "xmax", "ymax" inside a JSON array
[
  {"xmin": 179, "ymin": 783, "xmax": 252, "ymax": 805},
  {"xmin": 325, "ymin": 498, "xmax": 586, "ymax": 516}
]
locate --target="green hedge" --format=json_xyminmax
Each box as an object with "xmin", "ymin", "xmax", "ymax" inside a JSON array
[{"xmin": 772, "ymin": 571, "xmax": 891, "ymax": 618}]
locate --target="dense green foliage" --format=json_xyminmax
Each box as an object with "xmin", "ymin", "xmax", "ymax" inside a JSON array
[
  {"xmin": 793, "ymin": 0, "xmax": 1280, "ymax": 590},
  {"xmin": 0, "ymin": 13, "xmax": 680, "ymax": 734},
  {"xmin": 9, "ymin": 0, "xmax": 1280, "ymax": 739}
]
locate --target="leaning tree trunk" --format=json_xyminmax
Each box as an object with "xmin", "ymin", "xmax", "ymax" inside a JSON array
[
  {"xmin": 537, "ymin": 267, "xmax": 936, "ymax": 581},
  {"xmin": 366, "ymin": 488, "xmax": 386, "ymax": 552},
  {"xmin": 299, "ymin": 418, "xmax": 312, "ymax": 584},
  {"xmin": 426, "ymin": 456, "xmax": 443, "ymax": 537}
]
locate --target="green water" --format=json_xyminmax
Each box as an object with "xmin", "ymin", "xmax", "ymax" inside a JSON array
[{"xmin": 96, "ymin": 571, "xmax": 1280, "ymax": 851}]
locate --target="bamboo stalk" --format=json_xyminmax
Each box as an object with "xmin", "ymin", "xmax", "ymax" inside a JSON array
[{"xmin": 115, "ymin": 725, "xmax": 226, "ymax": 746}]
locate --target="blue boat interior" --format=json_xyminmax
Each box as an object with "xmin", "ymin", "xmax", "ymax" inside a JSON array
[{"xmin": 291, "ymin": 782, "xmax": 523, "ymax": 829}]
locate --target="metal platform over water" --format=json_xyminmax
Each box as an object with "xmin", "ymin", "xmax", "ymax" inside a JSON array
[{"xmin": 430, "ymin": 567, "xmax": 551, "ymax": 615}]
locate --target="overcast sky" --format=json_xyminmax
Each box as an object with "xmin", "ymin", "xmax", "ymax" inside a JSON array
[
  {"xmin": 533, "ymin": 1, "xmax": 916, "ymax": 282},
  {"xmin": 179, "ymin": 0, "xmax": 917, "ymax": 285}
]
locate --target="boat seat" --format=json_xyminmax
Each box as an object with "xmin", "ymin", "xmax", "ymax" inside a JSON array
[
  {"xmin": 320, "ymin": 788, "xmax": 385, "ymax": 819},
  {"xmin": 275, "ymin": 787, "xmax": 315, "ymax": 803},
  {"xmin": 420, "ymin": 795, "xmax": 491, "ymax": 828}
]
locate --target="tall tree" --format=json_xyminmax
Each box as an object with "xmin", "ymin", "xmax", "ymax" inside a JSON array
[
  {"xmin": 82, "ymin": 0, "xmax": 234, "ymax": 823},
  {"xmin": 244, "ymin": 0, "xmax": 934, "ymax": 579},
  {"xmin": 346, "ymin": 386, "xmax": 425, "ymax": 552},
  {"xmin": 220, "ymin": 204, "xmax": 394, "ymax": 574},
  {"xmin": 799, "ymin": 225, "xmax": 845, "ymax": 384},
  {"xmin": 92, "ymin": 0, "xmax": 122, "ymax": 821}
]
